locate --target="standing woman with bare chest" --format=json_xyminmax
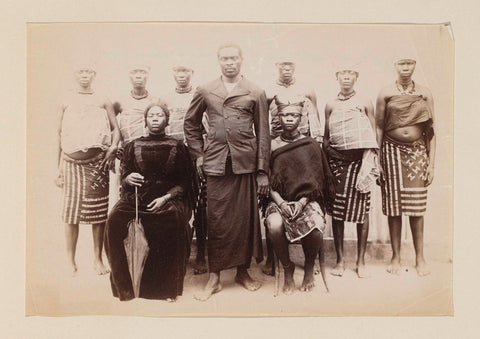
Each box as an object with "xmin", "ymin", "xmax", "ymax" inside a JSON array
[
  {"xmin": 376, "ymin": 57, "xmax": 436, "ymax": 277},
  {"xmin": 56, "ymin": 63, "xmax": 120, "ymax": 276}
]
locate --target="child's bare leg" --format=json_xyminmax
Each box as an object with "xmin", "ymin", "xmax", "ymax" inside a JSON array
[
  {"xmin": 262, "ymin": 234, "xmax": 275, "ymax": 276},
  {"xmin": 356, "ymin": 216, "xmax": 370, "ymax": 278},
  {"xmin": 266, "ymin": 213, "xmax": 294, "ymax": 294},
  {"xmin": 387, "ymin": 216, "xmax": 402, "ymax": 275},
  {"xmin": 409, "ymin": 216, "xmax": 430, "ymax": 277},
  {"xmin": 331, "ymin": 219, "xmax": 345, "ymax": 276},
  {"xmin": 300, "ymin": 229, "xmax": 321, "ymax": 291},
  {"xmin": 92, "ymin": 222, "xmax": 109, "ymax": 275},
  {"xmin": 65, "ymin": 223, "xmax": 79, "ymax": 275}
]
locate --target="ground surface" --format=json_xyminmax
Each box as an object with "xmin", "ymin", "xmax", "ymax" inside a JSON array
[{"xmin": 26, "ymin": 231, "xmax": 452, "ymax": 316}]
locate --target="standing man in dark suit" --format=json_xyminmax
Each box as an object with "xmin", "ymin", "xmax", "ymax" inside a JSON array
[{"xmin": 184, "ymin": 43, "xmax": 270, "ymax": 301}]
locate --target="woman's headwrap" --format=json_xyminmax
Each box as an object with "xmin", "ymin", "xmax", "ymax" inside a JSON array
[{"xmin": 276, "ymin": 100, "xmax": 304, "ymax": 116}]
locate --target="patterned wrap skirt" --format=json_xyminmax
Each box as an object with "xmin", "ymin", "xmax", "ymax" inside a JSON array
[
  {"xmin": 264, "ymin": 201, "xmax": 326, "ymax": 242},
  {"xmin": 60, "ymin": 152, "xmax": 109, "ymax": 224},
  {"xmin": 328, "ymin": 153, "xmax": 371, "ymax": 223},
  {"xmin": 381, "ymin": 135, "xmax": 428, "ymax": 217}
]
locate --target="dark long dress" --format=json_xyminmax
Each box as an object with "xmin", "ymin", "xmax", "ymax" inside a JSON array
[{"xmin": 104, "ymin": 133, "xmax": 192, "ymax": 301}]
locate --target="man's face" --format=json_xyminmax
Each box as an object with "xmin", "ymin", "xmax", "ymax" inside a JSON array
[
  {"xmin": 395, "ymin": 59, "xmax": 416, "ymax": 77},
  {"xmin": 173, "ymin": 68, "xmax": 192, "ymax": 87},
  {"xmin": 75, "ymin": 69, "xmax": 95, "ymax": 87},
  {"xmin": 145, "ymin": 106, "xmax": 167, "ymax": 134},
  {"xmin": 129, "ymin": 69, "xmax": 149, "ymax": 88},
  {"xmin": 218, "ymin": 47, "xmax": 243, "ymax": 78},
  {"xmin": 336, "ymin": 70, "xmax": 358, "ymax": 91},
  {"xmin": 279, "ymin": 112, "xmax": 302, "ymax": 132},
  {"xmin": 277, "ymin": 62, "xmax": 295, "ymax": 82}
]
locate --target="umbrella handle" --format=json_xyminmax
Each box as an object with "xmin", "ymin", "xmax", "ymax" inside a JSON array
[{"xmin": 135, "ymin": 185, "xmax": 138, "ymax": 223}]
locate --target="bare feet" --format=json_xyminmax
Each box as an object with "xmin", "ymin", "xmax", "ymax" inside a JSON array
[
  {"xmin": 415, "ymin": 259, "xmax": 430, "ymax": 277},
  {"xmin": 300, "ymin": 269, "xmax": 315, "ymax": 292},
  {"xmin": 282, "ymin": 263, "xmax": 295, "ymax": 295},
  {"xmin": 94, "ymin": 260, "xmax": 110, "ymax": 275},
  {"xmin": 194, "ymin": 273, "xmax": 222, "ymax": 301},
  {"xmin": 193, "ymin": 259, "xmax": 208, "ymax": 275},
  {"xmin": 356, "ymin": 264, "xmax": 369, "ymax": 278},
  {"xmin": 235, "ymin": 270, "xmax": 262, "ymax": 291},
  {"xmin": 262, "ymin": 260, "xmax": 275, "ymax": 276},
  {"xmin": 386, "ymin": 258, "xmax": 401, "ymax": 275},
  {"xmin": 330, "ymin": 262, "xmax": 345, "ymax": 277},
  {"xmin": 166, "ymin": 297, "xmax": 177, "ymax": 302}
]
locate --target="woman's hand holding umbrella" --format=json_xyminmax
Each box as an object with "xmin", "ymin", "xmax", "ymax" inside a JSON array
[{"xmin": 125, "ymin": 172, "xmax": 144, "ymax": 186}]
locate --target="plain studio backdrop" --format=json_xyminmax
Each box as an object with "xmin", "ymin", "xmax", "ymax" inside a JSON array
[{"xmin": 26, "ymin": 23, "xmax": 453, "ymax": 315}]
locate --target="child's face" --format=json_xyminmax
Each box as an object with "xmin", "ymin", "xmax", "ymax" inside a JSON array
[{"xmin": 279, "ymin": 112, "xmax": 302, "ymax": 132}]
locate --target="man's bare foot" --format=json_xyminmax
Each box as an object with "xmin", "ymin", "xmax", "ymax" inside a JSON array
[
  {"xmin": 386, "ymin": 258, "xmax": 401, "ymax": 275},
  {"xmin": 194, "ymin": 274, "xmax": 222, "ymax": 301},
  {"xmin": 330, "ymin": 262, "xmax": 345, "ymax": 277},
  {"xmin": 166, "ymin": 297, "xmax": 177, "ymax": 302},
  {"xmin": 415, "ymin": 260, "xmax": 430, "ymax": 277},
  {"xmin": 193, "ymin": 259, "xmax": 208, "ymax": 275},
  {"xmin": 235, "ymin": 270, "xmax": 262, "ymax": 291},
  {"xmin": 262, "ymin": 260, "xmax": 275, "ymax": 276},
  {"xmin": 300, "ymin": 271, "xmax": 315, "ymax": 292},
  {"xmin": 94, "ymin": 261, "xmax": 110, "ymax": 275},
  {"xmin": 282, "ymin": 263, "xmax": 295, "ymax": 295},
  {"xmin": 356, "ymin": 264, "xmax": 369, "ymax": 278}
]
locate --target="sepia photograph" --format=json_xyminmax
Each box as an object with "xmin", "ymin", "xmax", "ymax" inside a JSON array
[{"xmin": 26, "ymin": 22, "xmax": 453, "ymax": 317}]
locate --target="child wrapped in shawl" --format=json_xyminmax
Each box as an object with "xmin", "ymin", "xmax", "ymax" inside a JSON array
[{"xmin": 262, "ymin": 102, "xmax": 334, "ymax": 294}]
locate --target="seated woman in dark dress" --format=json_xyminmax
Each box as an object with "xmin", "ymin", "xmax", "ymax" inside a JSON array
[{"xmin": 105, "ymin": 102, "xmax": 192, "ymax": 301}]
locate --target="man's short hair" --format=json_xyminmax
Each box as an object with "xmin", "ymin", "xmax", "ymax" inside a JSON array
[{"xmin": 217, "ymin": 43, "xmax": 243, "ymax": 58}]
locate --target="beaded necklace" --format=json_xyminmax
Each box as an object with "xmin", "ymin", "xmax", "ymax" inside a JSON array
[
  {"xmin": 337, "ymin": 90, "xmax": 356, "ymax": 101},
  {"xmin": 175, "ymin": 85, "xmax": 192, "ymax": 94},
  {"xmin": 277, "ymin": 78, "xmax": 296, "ymax": 88},
  {"xmin": 395, "ymin": 80, "xmax": 415, "ymax": 95},
  {"xmin": 131, "ymin": 89, "xmax": 149, "ymax": 100}
]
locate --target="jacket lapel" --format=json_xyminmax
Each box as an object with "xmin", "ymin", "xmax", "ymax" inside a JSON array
[
  {"xmin": 210, "ymin": 78, "xmax": 228, "ymax": 100},
  {"xmin": 225, "ymin": 77, "xmax": 250, "ymax": 100},
  {"xmin": 210, "ymin": 77, "xmax": 251, "ymax": 102}
]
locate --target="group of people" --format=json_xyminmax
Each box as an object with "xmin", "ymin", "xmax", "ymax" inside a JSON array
[{"xmin": 56, "ymin": 42, "xmax": 436, "ymax": 302}]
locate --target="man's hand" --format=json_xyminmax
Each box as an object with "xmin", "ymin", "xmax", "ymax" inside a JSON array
[
  {"xmin": 116, "ymin": 146, "xmax": 124, "ymax": 160},
  {"xmin": 55, "ymin": 170, "xmax": 64, "ymax": 188},
  {"xmin": 125, "ymin": 172, "xmax": 144, "ymax": 187},
  {"xmin": 256, "ymin": 172, "xmax": 269, "ymax": 197},
  {"xmin": 377, "ymin": 165, "xmax": 385, "ymax": 186},
  {"xmin": 146, "ymin": 196, "xmax": 168, "ymax": 212},
  {"xmin": 425, "ymin": 164, "xmax": 434, "ymax": 186},
  {"xmin": 102, "ymin": 146, "xmax": 117, "ymax": 172},
  {"xmin": 196, "ymin": 157, "xmax": 205, "ymax": 181}
]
